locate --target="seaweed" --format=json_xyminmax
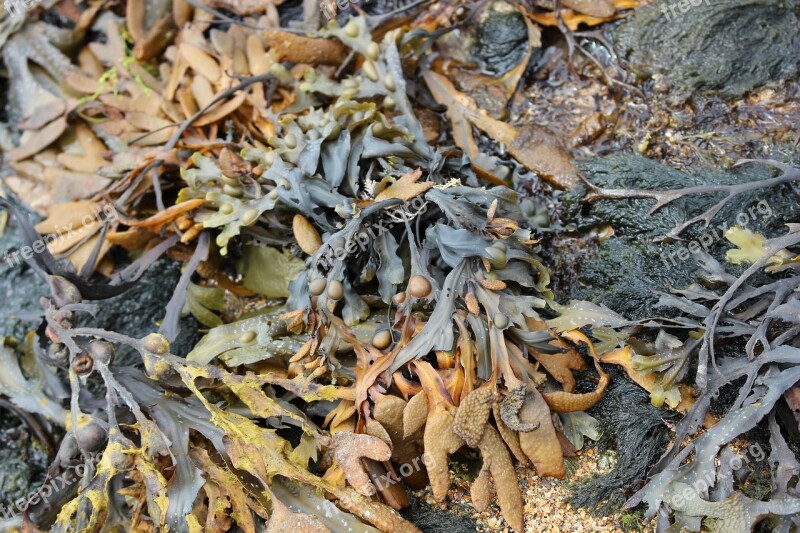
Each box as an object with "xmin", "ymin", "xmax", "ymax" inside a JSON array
[
  {"xmin": 568, "ymin": 370, "xmax": 675, "ymax": 515},
  {"xmin": 616, "ymin": 219, "xmax": 800, "ymax": 530},
  {"xmin": 560, "ymin": 155, "xmax": 800, "ymax": 528},
  {"xmin": 2, "ymin": 2, "xmax": 798, "ymax": 532},
  {"xmin": 0, "ymin": 10, "xmax": 628, "ymax": 532}
]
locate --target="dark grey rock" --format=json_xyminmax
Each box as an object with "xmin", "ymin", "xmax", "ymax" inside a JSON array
[
  {"xmin": 0, "ymin": 222, "xmax": 52, "ymax": 511},
  {"xmin": 0, "ymin": 219, "xmax": 200, "ymax": 355},
  {"xmin": 614, "ymin": 0, "xmax": 800, "ymax": 101},
  {"xmin": 0, "ymin": 223, "xmax": 48, "ymax": 341},
  {"xmin": 0, "ymin": 416, "xmax": 49, "ymax": 512},
  {"xmin": 473, "ymin": 6, "xmax": 530, "ymax": 76},
  {"xmin": 86, "ymin": 258, "xmax": 202, "ymax": 359}
]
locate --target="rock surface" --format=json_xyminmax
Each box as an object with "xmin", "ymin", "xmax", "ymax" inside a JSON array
[
  {"xmin": 614, "ymin": 0, "xmax": 800, "ymax": 101},
  {"xmin": 0, "ymin": 413, "xmax": 49, "ymax": 512},
  {"xmin": 0, "ymin": 222, "xmax": 48, "ymax": 341}
]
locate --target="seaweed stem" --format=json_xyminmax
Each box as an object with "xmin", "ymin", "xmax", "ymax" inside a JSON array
[
  {"xmin": 698, "ymin": 229, "xmax": 800, "ymax": 391},
  {"xmin": 583, "ymin": 160, "xmax": 800, "ymax": 241}
]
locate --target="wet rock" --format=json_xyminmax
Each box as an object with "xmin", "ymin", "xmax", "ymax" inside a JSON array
[
  {"xmin": 0, "ymin": 224, "xmax": 51, "ymax": 511},
  {"xmin": 614, "ymin": 0, "xmax": 800, "ymax": 101},
  {"xmin": 86, "ymin": 258, "xmax": 202, "ymax": 358},
  {"xmin": 473, "ymin": 4, "xmax": 530, "ymax": 76},
  {"xmin": 0, "ymin": 223, "xmax": 48, "ymax": 340},
  {"xmin": 0, "ymin": 220, "xmax": 200, "ymax": 355},
  {"xmin": 0, "ymin": 411, "xmax": 49, "ymax": 511},
  {"xmin": 450, "ymin": 2, "xmax": 542, "ymax": 120},
  {"xmin": 556, "ymin": 154, "xmax": 800, "ymax": 319}
]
